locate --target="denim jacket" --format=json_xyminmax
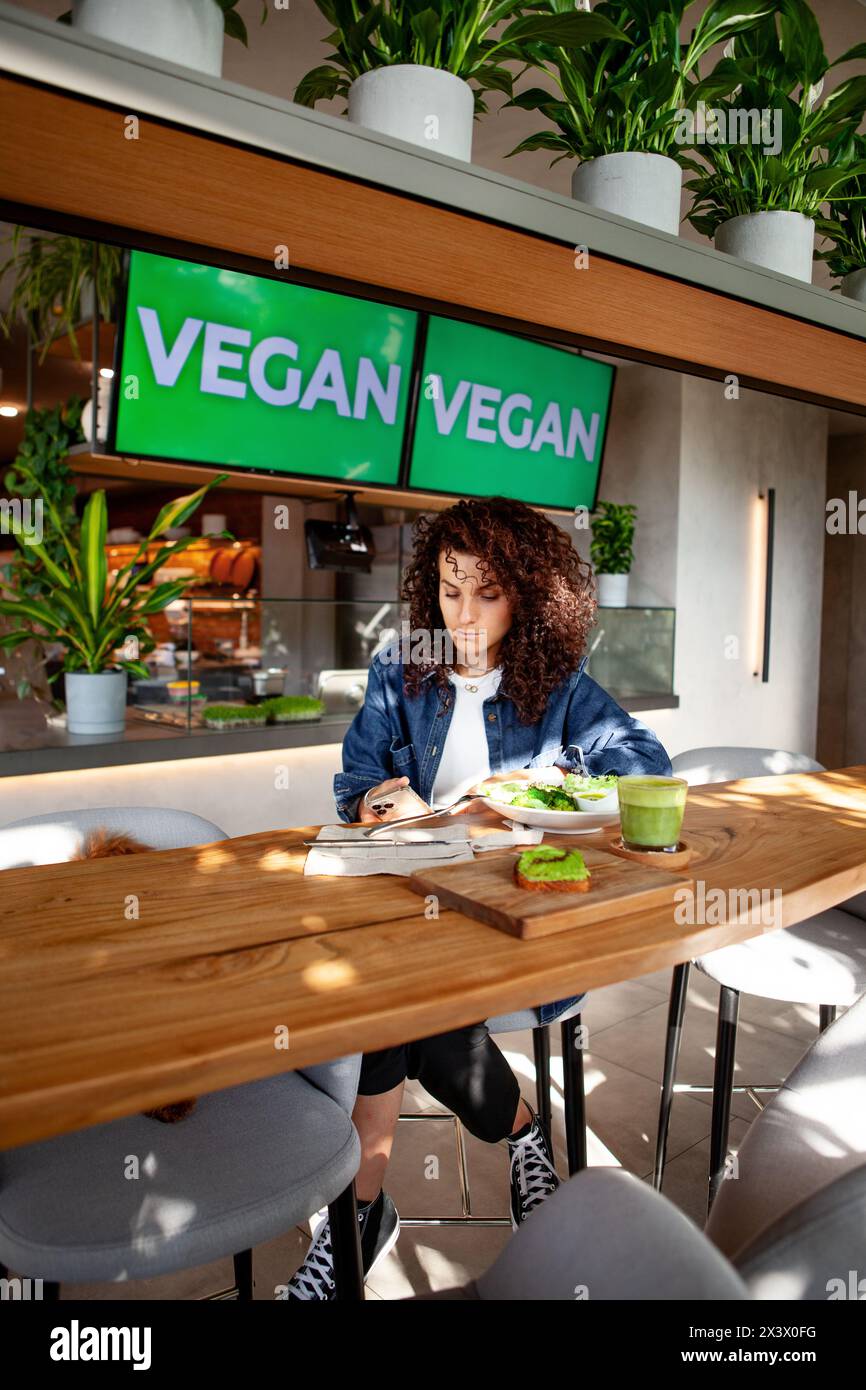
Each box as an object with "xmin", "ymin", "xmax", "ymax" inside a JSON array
[{"xmin": 334, "ymin": 642, "xmax": 673, "ymax": 1025}]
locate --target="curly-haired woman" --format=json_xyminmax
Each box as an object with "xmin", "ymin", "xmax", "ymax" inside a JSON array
[{"xmin": 286, "ymin": 496, "xmax": 672, "ymax": 1298}]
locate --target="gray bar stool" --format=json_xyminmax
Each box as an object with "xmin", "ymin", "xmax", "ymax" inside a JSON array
[
  {"xmin": 652, "ymin": 749, "xmax": 866, "ymax": 1214},
  {"xmin": 398, "ymin": 999, "xmax": 587, "ymax": 1228},
  {"xmin": 410, "ymin": 991, "xmax": 866, "ymax": 1299}
]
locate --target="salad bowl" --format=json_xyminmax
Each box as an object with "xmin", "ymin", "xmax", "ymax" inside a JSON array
[{"xmin": 480, "ymin": 768, "xmax": 621, "ymax": 834}]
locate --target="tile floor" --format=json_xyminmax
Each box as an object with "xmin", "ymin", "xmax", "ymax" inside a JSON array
[{"xmin": 59, "ymin": 967, "xmax": 823, "ymax": 1301}]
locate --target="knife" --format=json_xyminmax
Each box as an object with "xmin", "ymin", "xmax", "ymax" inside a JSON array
[{"xmin": 303, "ymin": 838, "xmax": 461, "ymax": 848}]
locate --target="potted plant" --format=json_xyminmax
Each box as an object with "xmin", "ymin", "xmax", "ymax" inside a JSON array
[
  {"xmin": 682, "ymin": 6, "xmax": 866, "ymax": 281},
  {"xmin": 815, "ymin": 131, "xmax": 866, "ymax": 302},
  {"xmin": 61, "ymin": 1, "xmax": 266, "ymax": 78},
  {"xmin": 294, "ymin": 1, "xmax": 620, "ymax": 163},
  {"xmin": 590, "ymin": 500, "xmax": 636, "ymax": 607},
  {"xmin": 0, "ymin": 477, "xmax": 227, "ymax": 735},
  {"xmin": 505, "ymin": 0, "xmax": 776, "ymax": 234}
]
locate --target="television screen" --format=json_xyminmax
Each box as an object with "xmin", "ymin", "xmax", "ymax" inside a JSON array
[
  {"xmin": 112, "ymin": 250, "xmax": 419, "ymax": 485},
  {"xmin": 408, "ymin": 315, "xmax": 614, "ymax": 510}
]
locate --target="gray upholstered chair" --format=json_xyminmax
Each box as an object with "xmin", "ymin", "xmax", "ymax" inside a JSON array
[
  {"xmin": 410, "ymin": 992, "xmax": 866, "ymax": 1299},
  {"xmin": 398, "ymin": 999, "xmax": 587, "ymax": 1228},
  {"xmin": 0, "ymin": 807, "xmax": 364, "ymax": 1300},
  {"xmin": 654, "ymin": 748, "xmax": 866, "ymax": 1214}
]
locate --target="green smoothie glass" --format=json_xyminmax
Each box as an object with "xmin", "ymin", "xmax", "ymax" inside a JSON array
[{"xmin": 617, "ymin": 776, "xmax": 688, "ymax": 852}]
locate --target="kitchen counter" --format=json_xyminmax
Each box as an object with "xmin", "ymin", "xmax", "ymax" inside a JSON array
[{"xmin": 0, "ymin": 693, "xmax": 678, "ymax": 778}]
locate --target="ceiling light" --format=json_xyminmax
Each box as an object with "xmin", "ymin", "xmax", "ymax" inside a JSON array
[{"xmin": 0, "ymin": 405, "xmax": 19, "ymax": 418}]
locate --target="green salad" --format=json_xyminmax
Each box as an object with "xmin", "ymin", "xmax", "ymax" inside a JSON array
[{"xmin": 478, "ymin": 773, "xmax": 618, "ymax": 812}]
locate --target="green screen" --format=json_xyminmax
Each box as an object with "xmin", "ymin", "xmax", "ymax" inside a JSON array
[
  {"xmin": 114, "ymin": 251, "xmax": 418, "ymax": 483},
  {"xmin": 409, "ymin": 316, "xmax": 614, "ymax": 508}
]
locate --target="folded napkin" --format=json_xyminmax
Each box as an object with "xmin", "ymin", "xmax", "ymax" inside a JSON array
[{"xmin": 303, "ymin": 821, "xmax": 544, "ymax": 877}]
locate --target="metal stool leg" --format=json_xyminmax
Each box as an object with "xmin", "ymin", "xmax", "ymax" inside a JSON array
[
  {"xmin": 819, "ymin": 1004, "xmax": 836, "ymax": 1034},
  {"xmin": 561, "ymin": 1013, "xmax": 587, "ymax": 1175},
  {"xmin": 453, "ymin": 1115, "xmax": 472, "ymax": 1218},
  {"xmin": 708, "ymin": 986, "xmax": 740, "ymax": 1216},
  {"xmin": 532, "ymin": 1025, "xmax": 553, "ymax": 1145},
  {"xmin": 233, "ymin": 1249, "xmax": 254, "ymax": 1301},
  {"xmin": 328, "ymin": 1182, "xmax": 364, "ymax": 1302},
  {"xmin": 653, "ymin": 962, "xmax": 691, "ymax": 1191}
]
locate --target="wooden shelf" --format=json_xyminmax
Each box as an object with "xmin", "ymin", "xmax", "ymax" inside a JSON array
[
  {"xmin": 43, "ymin": 320, "xmax": 115, "ymax": 363},
  {"xmin": 2, "ymin": 72, "xmax": 865, "ymax": 415},
  {"xmin": 67, "ymin": 449, "xmax": 490, "ymax": 514}
]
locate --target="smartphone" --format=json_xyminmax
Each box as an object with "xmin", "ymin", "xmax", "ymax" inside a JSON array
[{"xmin": 365, "ymin": 783, "xmax": 432, "ymax": 822}]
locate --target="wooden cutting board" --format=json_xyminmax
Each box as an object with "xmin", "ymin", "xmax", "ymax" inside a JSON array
[{"xmin": 409, "ymin": 846, "xmax": 694, "ymax": 939}]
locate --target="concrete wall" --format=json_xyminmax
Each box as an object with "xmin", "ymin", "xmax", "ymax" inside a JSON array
[
  {"xmin": 587, "ymin": 364, "xmax": 682, "ymax": 607},
  {"xmin": 818, "ymin": 435, "xmax": 866, "ymax": 768},
  {"xmin": 647, "ymin": 377, "xmax": 828, "ymax": 762}
]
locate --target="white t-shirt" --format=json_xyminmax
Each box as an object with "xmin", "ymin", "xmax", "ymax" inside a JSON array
[{"xmin": 430, "ymin": 667, "xmax": 503, "ymax": 809}]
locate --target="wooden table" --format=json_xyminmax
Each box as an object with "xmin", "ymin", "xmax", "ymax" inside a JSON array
[{"xmin": 2, "ymin": 767, "xmax": 866, "ymax": 1151}]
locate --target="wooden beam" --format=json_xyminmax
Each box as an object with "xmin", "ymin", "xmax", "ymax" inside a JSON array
[{"xmin": 2, "ymin": 74, "xmax": 866, "ymax": 413}]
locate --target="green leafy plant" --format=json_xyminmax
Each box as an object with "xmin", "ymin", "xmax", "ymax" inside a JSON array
[
  {"xmin": 0, "ymin": 477, "xmax": 228, "ymax": 679},
  {"xmin": 590, "ymin": 500, "xmax": 637, "ymax": 576},
  {"xmin": 202, "ymin": 703, "xmax": 268, "ymax": 726},
  {"xmin": 0, "ymin": 231, "xmax": 122, "ymax": 362},
  {"xmin": 4, "ymin": 399, "xmax": 83, "ymax": 595},
  {"xmin": 59, "ymin": 1, "xmax": 268, "ymax": 45},
  {"xmin": 259, "ymin": 694, "xmax": 325, "ymax": 722},
  {"xmin": 293, "ymin": 0, "xmax": 625, "ymax": 115},
  {"xmin": 216, "ymin": 0, "xmax": 269, "ymax": 45},
  {"xmin": 682, "ymin": 6, "xmax": 866, "ymax": 235},
  {"xmin": 814, "ymin": 131, "xmax": 866, "ymax": 278},
  {"xmin": 0, "ymin": 399, "xmax": 83, "ymax": 699},
  {"xmin": 505, "ymin": 0, "xmax": 777, "ymax": 166}
]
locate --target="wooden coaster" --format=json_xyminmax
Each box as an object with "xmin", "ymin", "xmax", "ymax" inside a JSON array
[{"xmin": 606, "ymin": 838, "xmax": 694, "ymax": 870}]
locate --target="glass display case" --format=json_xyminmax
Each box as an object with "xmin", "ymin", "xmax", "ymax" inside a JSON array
[
  {"xmin": 127, "ymin": 598, "xmax": 677, "ymax": 735},
  {"xmin": 586, "ymin": 607, "xmax": 676, "ymax": 698}
]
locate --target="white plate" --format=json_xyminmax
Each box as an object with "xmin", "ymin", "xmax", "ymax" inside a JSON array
[{"xmin": 482, "ymin": 796, "xmax": 620, "ymax": 834}]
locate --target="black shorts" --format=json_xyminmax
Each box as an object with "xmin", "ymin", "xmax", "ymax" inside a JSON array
[{"xmin": 358, "ymin": 1021, "xmax": 521, "ymax": 1145}]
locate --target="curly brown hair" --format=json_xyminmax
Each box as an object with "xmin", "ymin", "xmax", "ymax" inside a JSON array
[{"xmin": 400, "ymin": 496, "xmax": 596, "ymax": 724}]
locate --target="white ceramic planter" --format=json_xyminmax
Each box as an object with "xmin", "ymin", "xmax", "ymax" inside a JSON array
[
  {"xmin": 571, "ymin": 153, "xmax": 682, "ymax": 234},
  {"xmin": 841, "ymin": 268, "xmax": 866, "ymax": 303},
  {"xmin": 71, "ymin": 0, "xmax": 224, "ymax": 77},
  {"xmin": 65, "ymin": 670, "xmax": 128, "ymax": 735},
  {"xmin": 597, "ymin": 573, "xmax": 629, "ymax": 607},
  {"xmin": 714, "ymin": 211, "xmax": 815, "ymax": 282},
  {"xmin": 347, "ymin": 65, "xmax": 475, "ymax": 162}
]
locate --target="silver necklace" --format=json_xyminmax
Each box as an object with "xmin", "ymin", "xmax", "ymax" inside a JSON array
[{"xmin": 457, "ymin": 665, "xmax": 498, "ymax": 694}]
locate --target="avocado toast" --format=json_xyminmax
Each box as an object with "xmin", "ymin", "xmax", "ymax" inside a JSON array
[{"xmin": 514, "ymin": 845, "xmax": 591, "ymax": 894}]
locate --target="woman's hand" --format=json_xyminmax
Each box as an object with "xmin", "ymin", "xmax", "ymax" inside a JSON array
[
  {"xmin": 467, "ymin": 767, "xmax": 535, "ymax": 797},
  {"xmin": 358, "ymin": 776, "xmax": 411, "ymax": 823}
]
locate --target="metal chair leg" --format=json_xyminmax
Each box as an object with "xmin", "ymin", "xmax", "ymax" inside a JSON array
[
  {"xmin": 561, "ymin": 1013, "xmax": 587, "ymax": 1175},
  {"xmin": 708, "ymin": 986, "xmax": 740, "ymax": 1216},
  {"xmin": 532, "ymin": 1025, "xmax": 553, "ymax": 1145},
  {"xmin": 819, "ymin": 1004, "xmax": 836, "ymax": 1034},
  {"xmin": 327, "ymin": 1182, "xmax": 364, "ymax": 1302},
  {"xmin": 233, "ymin": 1249, "xmax": 254, "ymax": 1301},
  {"xmin": 453, "ymin": 1115, "xmax": 472, "ymax": 1218},
  {"xmin": 654, "ymin": 962, "xmax": 691, "ymax": 1191}
]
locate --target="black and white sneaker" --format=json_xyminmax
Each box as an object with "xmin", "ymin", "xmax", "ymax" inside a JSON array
[
  {"xmin": 507, "ymin": 1111, "xmax": 560, "ymax": 1231},
  {"xmin": 281, "ymin": 1190, "xmax": 400, "ymax": 1300}
]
